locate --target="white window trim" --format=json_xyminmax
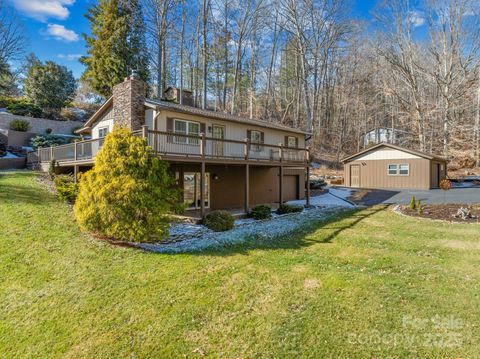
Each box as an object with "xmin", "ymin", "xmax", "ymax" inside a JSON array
[
  {"xmin": 387, "ymin": 163, "xmax": 410, "ymax": 176},
  {"xmin": 398, "ymin": 163, "xmax": 410, "ymax": 176},
  {"xmin": 387, "ymin": 164, "xmax": 398, "ymax": 176},
  {"xmin": 173, "ymin": 119, "xmax": 201, "ymax": 145},
  {"xmin": 98, "ymin": 126, "xmax": 109, "ymax": 138}
]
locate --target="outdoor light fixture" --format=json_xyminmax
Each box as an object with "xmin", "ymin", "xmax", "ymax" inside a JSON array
[{"xmin": 213, "ymin": 174, "xmax": 219, "ymax": 180}]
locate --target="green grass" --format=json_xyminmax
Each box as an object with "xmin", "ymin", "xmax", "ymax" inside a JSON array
[{"xmin": 1, "ymin": 171, "xmax": 479, "ymax": 358}]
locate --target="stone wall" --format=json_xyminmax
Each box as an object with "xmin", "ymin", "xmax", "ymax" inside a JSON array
[
  {"xmin": 112, "ymin": 76, "xmax": 146, "ymax": 131},
  {"xmin": 0, "ymin": 112, "xmax": 83, "ymax": 135},
  {"xmin": 0, "ymin": 157, "xmax": 26, "ymax": 170}
]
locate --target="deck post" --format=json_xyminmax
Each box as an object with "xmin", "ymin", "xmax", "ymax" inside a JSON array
[
  {"xmin": 200, "ymin": 161, "xmax": 206, "ymax": 218},
  {"xmin": 141, "ymin": 125, "xmax": 148, "ymax": 139},
  {"xmin": 74, "ymin": 165, "xmax": 78, "ymax": 183},
  {"xmin": 279, "ymin": 166, "xmax": 284, "ymax": 204},
  {"xmin": 244, "ymin": 138, "xmax": 250, "ymax": 160},
  {"xmin": 50, "ymin": 146, "xmax": 54, "ymax": 161},
  {"xmin": 74, "ymin": 141, "xmax": 77, "ymax": 162},
  {"xmin": 244, "ymin": 164, "xmax": 250, "ymax": 213},
  {"xmin": 306, "ymin": 165, "xmax": 311, "ymax": 206}
]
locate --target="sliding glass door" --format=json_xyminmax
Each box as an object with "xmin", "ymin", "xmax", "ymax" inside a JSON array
[{"xmin": 183, "ymin": 172, "xmax": 210, "ymax": 209}]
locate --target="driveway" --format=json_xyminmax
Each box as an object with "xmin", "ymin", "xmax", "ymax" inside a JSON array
[{"xmin": 344, "ymin": 187, "xmax": 480, "ymax": 206}]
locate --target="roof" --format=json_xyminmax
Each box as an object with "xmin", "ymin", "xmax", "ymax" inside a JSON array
[
  {"xmin": 76, "ymin": 96, "xmax": 113, "ymax": 134},
  {"xmin": 145, "ymin": 99, "xmax": 310, "ymax": 135},
  {"xmin": 342, "ymin": 142, "xmax": 447, "ymax": 163},
  {"xmin": 77, "ymin": 97, "xmax": 310, "ymax": 135}
]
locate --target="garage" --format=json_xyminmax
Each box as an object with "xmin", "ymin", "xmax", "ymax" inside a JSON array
[{"xmin": 342, "ymin": 143, "xmax": 448, "ymax": 190}]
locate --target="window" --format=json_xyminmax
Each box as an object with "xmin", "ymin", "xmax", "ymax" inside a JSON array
[
  {"xmin": 250, "ymin": 130, "xmax": 262, "ymax": 143},
  {"xmin": 399, "ymin": 164, "xmax": 409, "ymax": 175},
  {"xmin": 249, "ymin": 130, "xmax": 263, "ymax": 151},
  {"xmin": 388, "ymin": 164, "xmax": 398, "ymax": 175},
  {"xmin": 98, "ymin": 127, "xmax": 109, "ymax": 138},
  {"xmin": 388, "ymin": 164, "xmax": 410, "ymax": 175},
  {"xmin": 287, "ymin": 136, "xmax": 297, "ymax": 148},
  {"xmin": 174, "ymin": 119, "xmax": 200, "ymax": 145}
]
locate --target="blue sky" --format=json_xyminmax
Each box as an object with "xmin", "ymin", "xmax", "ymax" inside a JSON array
[{"xmin": 9, "ymin": 0, "xmax": 382, "ymax": 79}]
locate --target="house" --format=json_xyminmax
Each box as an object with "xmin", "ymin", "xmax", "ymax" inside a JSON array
[
  {"xmin": 33, "ymin": 73, "xmax": 311, "ymax": 216},
  {"xmin": 342, "ymin": 143, "xmax": 447, "ymax": 190}
]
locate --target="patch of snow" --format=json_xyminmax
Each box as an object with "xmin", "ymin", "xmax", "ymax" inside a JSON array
[
  {"xmin": 1, "ymin": 151, "xmax": 19, "ymax": 158},
  {"xmin": 452, "ymin": 181, "xmax": 477, "ymax": 188},
  {"xmin": 137, "ymin": 206, "xmax": 352, "ymax": 254}
]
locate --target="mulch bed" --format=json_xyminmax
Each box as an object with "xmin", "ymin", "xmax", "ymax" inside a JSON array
[{"xmin": 399, "ymin": 204, "xmax": 480, "ymax": 223}]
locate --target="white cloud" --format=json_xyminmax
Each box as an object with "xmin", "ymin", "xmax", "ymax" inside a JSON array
[
  {"xmin": 57, "ymin": 53, "xmax": 82, "ymax": 61},
  {"xmin": 407, "ymin": 10, "xmax": 426, "ymax": 27},
  {"xmin": 11, "ymin": 0, "xmax": 74, "ymax": 21},
  {"xmin": 44, "ymin": 24, "xmax": 79, "ymax": 42}
]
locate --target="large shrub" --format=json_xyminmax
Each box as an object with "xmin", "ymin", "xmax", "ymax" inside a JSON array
[
  {"xmin": 276, "ymin": 204, "xmax": 303, "ymax": 215},
  {"xmin": 249, "ymin": 205, "xmax": 272, "ymax": 220},
  {"xmin": 203, "ymin": 210, "xmax": 235, "ymax": 232},
  {"xmin": 9, "ymin": 119, "xmax": 31, "ymax": 132},
  {"xmin": 7, "ymin": 102, "xmax": 43, "ymax": 118},
  {"xmin": 30, "ymin": 134, "xmax": 67, "ymax": 149},
  {"xmin": 54, "ymin": 175, "xmax": 78, "ymax": 203},
  {"xmin": 74, "ymin": 128, "xmax": 180, "ymax": 242}
]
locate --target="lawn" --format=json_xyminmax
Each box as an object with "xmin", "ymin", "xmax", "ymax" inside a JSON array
[{"xmin": 1, "ymin": 171, "xmax": 479, "ymax": 358}]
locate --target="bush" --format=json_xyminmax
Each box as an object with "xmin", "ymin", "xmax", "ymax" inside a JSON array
[
  {"xmin": 54, "ymin": 174, "xmax": 78, "ymax": 203},
  {"xmin": 409, "ymin": 196, "xmax": 416, "ymax": 210},
  {"xmin": 30, "ymin": 134, "xmax": 67, "ymax": 149},
  {"xmin": 249, "ymin": 205, "xmax": 272, "ymax": 220},
  {"xmin": 9, "ymin": 119, "xmax": 30, "ymax": 132},
  {"xmin": 203, "ymin": 210, "xmax": 235, "ymax": 232},
  {"xmin": 7, "ymin": 102, "xmax": 43, "ymax": 118},
  {"xmin": 310, "ymin": 178, "xmax": 326, "ymax": 190},
  {"xmin": 45, "ymin": 128, "xmax": 53, "ymax": 134},
  {"xmin": 276, "ymin": 203, "xmax": 303, "ymax": 215},
  {"xmin": 74, "ymin": 128, "xmax": 180, "ymax": 242},
  {"xmin": 0, "ymin": 96, "xmax": 23, "ymax": 108}
]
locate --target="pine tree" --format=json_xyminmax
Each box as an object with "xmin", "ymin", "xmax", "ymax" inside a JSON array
[
  {"xmin": 81, "ymin": 0, "xmax": 149, "ymax": 98},
  {"xmin": 74, "ymin": 128, "xmax": 181, "ymax": 242}
]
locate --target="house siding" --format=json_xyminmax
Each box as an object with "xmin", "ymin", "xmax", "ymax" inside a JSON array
[
  {"xmin": 169, "ymin": 164, "xmax": 305, "ymax": 210},
  {"xmin": 344, "ymin": 158, "xmax": 432, "ymax": 189},
  {"xmin": 152, "ymin": 109, "xmax": 305, "ymax": 148}
]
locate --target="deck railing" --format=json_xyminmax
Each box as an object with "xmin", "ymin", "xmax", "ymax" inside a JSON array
[{"xmin": 32, "ymin": 128, "xmax": 309, "ymax": 165}]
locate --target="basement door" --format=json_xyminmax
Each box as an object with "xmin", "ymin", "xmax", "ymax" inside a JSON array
[
  {"xmin": 350, "ymin": 164, "xmax": 360, "ymax": 188},
  {"xmin": 183, "ymin": 172, "xmax": 210, "ymax": 210}
]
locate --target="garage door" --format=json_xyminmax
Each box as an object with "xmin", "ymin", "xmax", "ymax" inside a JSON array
[{"xmin": 283, "ymin": 175, "xmax": 299, "ymax": 201}]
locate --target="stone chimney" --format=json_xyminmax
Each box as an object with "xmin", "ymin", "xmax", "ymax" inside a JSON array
[{"xmin": 112, "ymin": 70, "xmax": 146, "ymax": 131}]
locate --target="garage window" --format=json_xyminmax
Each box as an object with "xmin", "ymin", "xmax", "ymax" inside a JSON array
[
  {"xmin": 388, "ymin": 164, "xmax": 398, "ymax": 175},
  {"xmin": 399, "ymin": 164, "xmax": 409, "ymax": 175}
]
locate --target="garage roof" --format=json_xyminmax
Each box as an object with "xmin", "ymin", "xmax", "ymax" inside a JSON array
[{"xmin": 342, "ymin": 143, "xmax": 447, "ymax": 163}]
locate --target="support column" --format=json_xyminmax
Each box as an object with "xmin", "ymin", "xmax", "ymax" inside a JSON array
[
  {"xmin": 200, "ymin": 161, "xmax": 206, "ymax": 218},
  {"xmin": 306, "ymin": 165, "xmax": 311, "ymax": 206},
  {"xmin": 279, "ymin": 166, "xmax": 284, "ymax": 204},
  {"xmin": 244, "ymin": 164, "xmax": 250, "ymax": 213},
  {"xmin": 74, "ymin": 165, "xmax": 79, "ymax": 183}
]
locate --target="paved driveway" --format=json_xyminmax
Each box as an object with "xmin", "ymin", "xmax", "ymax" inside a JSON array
[{"xmin": 346, "ymin": 187, "xmax": 480, "ymax": 206}]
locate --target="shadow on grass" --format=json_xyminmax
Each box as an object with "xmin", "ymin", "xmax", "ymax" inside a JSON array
[
  {"xmin": 0, "ymin": 172, "xmax": 56, "ymax": 206},
  {"xmin": 177, "ymin": 205, "xmax": 390, "ymax": 257}
]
